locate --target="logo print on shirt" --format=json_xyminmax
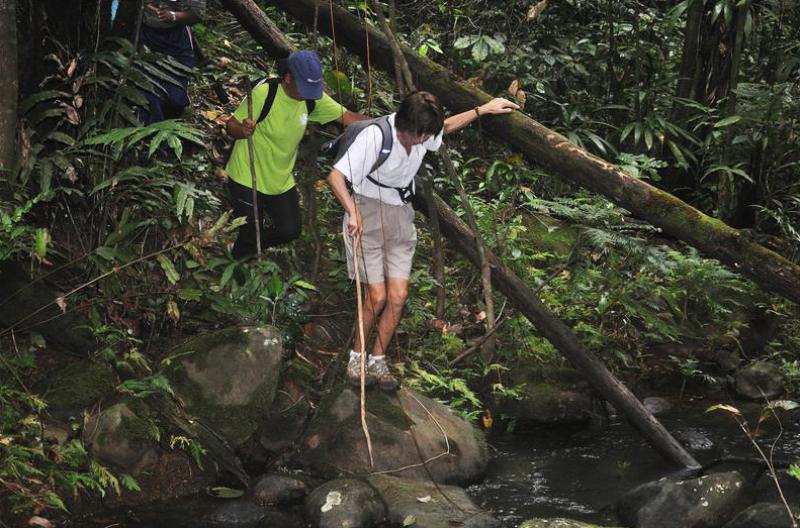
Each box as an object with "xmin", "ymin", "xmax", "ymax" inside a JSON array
[{"xmin": 300, "ymin": 113, "xmax": 308, "ymax": 125}]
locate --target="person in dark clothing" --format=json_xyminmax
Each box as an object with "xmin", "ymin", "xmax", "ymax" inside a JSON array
[{"xmin": 138, "ymin": 0, "xmax": 206, "ymax": 124}]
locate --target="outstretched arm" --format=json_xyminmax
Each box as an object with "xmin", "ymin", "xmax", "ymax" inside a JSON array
[
  {"xmin": 337, "ymin": 110, "xmax": 369, "ymax": 127},
  {"xmin": 443, "ymin": 98, "xmax": 519, "ymax": 135}
]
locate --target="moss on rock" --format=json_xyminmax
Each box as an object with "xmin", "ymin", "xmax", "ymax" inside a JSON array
[
  {"xmin": 163, "ymin": 326, "xmax": 283, "ymax": 447},
  {"xmin": 39, "ymin": 360, "xmax": 117, "ymax": 418}
]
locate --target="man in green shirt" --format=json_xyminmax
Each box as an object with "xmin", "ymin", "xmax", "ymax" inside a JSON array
[{"xmin": 225, "ymin": 50, "xmax": 363, "ymax": 259}]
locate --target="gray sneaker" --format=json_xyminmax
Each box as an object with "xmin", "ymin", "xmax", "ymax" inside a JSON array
[
  {"xmin": 368, "ymin": 357, "xmax": 400, "ymax": 392},
  {"xmin": 347, "ymin": 353, "xmax": 376, "ymax": 387}
]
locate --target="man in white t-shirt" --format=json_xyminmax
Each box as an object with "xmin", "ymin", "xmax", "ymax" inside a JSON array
[{"xmin": 327, "ymin": 91, "xmax": 518, "ymax": 390}]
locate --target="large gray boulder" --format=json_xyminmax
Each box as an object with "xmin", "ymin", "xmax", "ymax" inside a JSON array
[
  {"xmin": 520, "ymin": 520, "xmax": 624, "ymax": 528},
  {"xmin": 83, "ymin": 398, "xmax": 160, "ymax": 472},
  {"xmin": 617, "ymin": 471, "xmax": 748, "ymax": 528},
  {"xmin": 164, "ymin": 326, "xmax": 284, "ymax": 447},
  {"xmin": 734, "ymin": 361, "xmax": 785, "ymax": 400},
  {"xmin": 252, "ymin": 473, "xmax": 307, "ymax": 506},
  {"xmin": 368, "ymin": 474, "xmax": 500, "ymax": 528},
  {"xmin": 723, "ymin": 502, "xmax": 798, "ymax": 528},
  {"xmin": 305, "ymin": 478, "xmax": 386, "ymax": 528},
  {"xmin": 82, "ymin": 398, "xmax": 216, "ymax": 510},
  {"xmin": 298, "ymin": 386, "xmax": 488, "ymax": 485}
]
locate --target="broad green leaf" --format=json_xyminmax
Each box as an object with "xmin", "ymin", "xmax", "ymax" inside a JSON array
[
  {"xmin": 713, "ymin": 116, "xmax": 741, "ymax": 128},
  {"xmin": 293, "ymin": 279, "xmax": 317, "ymax": 291},
  {"xmin": 178, "ymin": 288, "xmax": 202, "ymax": 301},
  {"xmin": 453, "ymin": 35, "xmax": 479, "ymax": 49},
  {"xmin": 157, "ymin": 254, "xmax": 180, "ymax": 284},
  {"xmin": 34, "ymin": 228, "xmax": 48, "ymax": 258},
  {"xmin": 95, "ymin": 246, "xmax": 117, "ymax": 261}
]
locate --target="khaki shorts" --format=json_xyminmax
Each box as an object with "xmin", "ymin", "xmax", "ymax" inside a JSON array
[{"xmin": 343, "ymin": 194, "xmax": 417, "ymax": 284}]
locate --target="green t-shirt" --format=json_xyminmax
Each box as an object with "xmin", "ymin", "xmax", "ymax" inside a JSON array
[{"xmin": 226, "ymin": 83, "xmax": 346, "ymax": 195}]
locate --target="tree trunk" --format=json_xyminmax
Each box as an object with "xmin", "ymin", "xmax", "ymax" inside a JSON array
[
  {"xmin": 218, "ymin": 0, "xmax": 293, "ymax": 59},
  {"xmin": 264, "ymin": 0, "xmax": 800, "ymax": 306},
  {"xmin": 221, "ymin": 0, "xmax": 701, "ymax": 470},
  {"xmin": 0, "ymin": 0, "xmax": 18, "ymax": 178},
  {"xmin": 718, "ymin": 2, "xmax": 749, "ymax": 223},
  {"xmin": 414, "ymin": 191, "xmax": 700, "ymax": 470}
]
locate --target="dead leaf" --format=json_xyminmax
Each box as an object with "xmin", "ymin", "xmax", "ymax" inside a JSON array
[
  {"xmin": 65, "ymin": 166, "xmax": 78, "ymax": 183},
  {"xmin": 166, "ymin": 301, "xmax": 180, "ymax": 323},
  {"xmin": 214, "ymin": 166, "xmax": 229, "ymax": 181},
  {"xmin": 476, "ymin": 311, "xmax": 486, "ymax": 322},
  {"xmin": 527, "ymin": 0, "xmax": 548, "ymax": 21},
  {"xmin": 216, "ymin": 57, "xmax": 232, "ymax": 68},
  {"xmin": 465, "ymin": 76, "xmax": 484, "ymax": 89},
  {"xmin": 73, "ymin": 95, "xmax": 84, "ymax": 109},
  {"xmin": 430, "ymin": 319, "xmax": 447, "ymax": 333},
  {"xmin": 416, "ymin": 495, "xmax": 432, "ymax": 503},
  {"xmin": 66, "ymin": 58, "xmax": 78, "ymax": 77},
  {"xmin": 508, "ymin": 79, "xmax": 521, "ymax": 98},
  {"xmin": 402, "ymin": 515, "xmax": 417, "ymax": 526},
  {"xmin": 516, "ymin": 89, "xmax": 527, "ymax": 108},
  {"xmin": 55, "ymin": 296, "xmax": 67, "ymax": 313},
  {"xmin": 28, "ymin": 517, "xmax": 53, "ymax": 528},
  {"xmin": 62, "ymin": 104, "xmax": 80, "ymax": 125}
]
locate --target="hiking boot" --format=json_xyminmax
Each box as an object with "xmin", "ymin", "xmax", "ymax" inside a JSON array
[
  {"xmin": 368, "ymin": 356, "xmax": 400, "ymax": 392},
  {"xmin": 347, "ymin": 351, "xmax": 376, "ymax": 387}
]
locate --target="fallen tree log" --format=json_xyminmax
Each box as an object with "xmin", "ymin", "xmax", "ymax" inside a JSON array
[
  {"xmin": 414, "ymin": 190, "xmax": 701, "ymax": 470},
  {"xmin": 221, "ymin": 0, "xmax": 700, "ymax": 470},
  {"xmin": 218, "ymin": 0, "xmax": 292, "ymax": 58},
  {"xmin": 264, "ymin": 0, "xmax": 800, "ymax": 306}
]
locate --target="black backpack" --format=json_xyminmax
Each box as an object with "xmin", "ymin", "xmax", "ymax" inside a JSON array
[
  {"xmin": 323, "ymin": 116, "xmax": 415, "ymax": 203},
  {"xmin": 222, "ymin": 78, "xmax": 316, "ymax": 166}
]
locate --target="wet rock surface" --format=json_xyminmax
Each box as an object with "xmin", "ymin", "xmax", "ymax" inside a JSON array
[
  {"xmin": 368, "ymin": 474, "xmax": 501, "ymax": 528},
  {"xmin": 617, "ymin": 471, "xmax": 748, "ymax": 528},
  {"xmin": 252, "ymin": 473, "xmax": 307, "ymax": 506},
  {"xmin": 520, "ymin": 519, "xmax": 624, "ymax": 528},
  {"xmin": 722, "ymin": 502, "xmax": 798, "ymax": 528},
  {"xmin": 734, "ymin": 361, "xmax": 785, "ymax": 400},
  {"xmin": 163, "ymin": 326, "xmax": 284, "ymax": 447},
  {"xmin": 305, "ymin": 478, "xmax": 386, "ymax": 528},
  {"xmin": 298, "ymin": 386, "xmax": 488, "ymax": 485}
]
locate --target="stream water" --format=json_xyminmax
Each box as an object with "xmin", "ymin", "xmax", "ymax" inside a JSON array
[
  {"xmin": 467, "ymin": 397, "xmax": 800, "ymax": 527},
  {"xmin": 72, "ymin": 398, "xmax": 799, "ymax": 528}
]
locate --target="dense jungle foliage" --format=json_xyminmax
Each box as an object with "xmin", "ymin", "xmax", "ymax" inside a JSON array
[{"xmin": 1, "ymin": 0, "xmax": 799, "ymax": 523}]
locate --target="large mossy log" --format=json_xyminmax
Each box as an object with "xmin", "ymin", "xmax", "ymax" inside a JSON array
[
  {"xmin": 221, "ymin": 0, "xmax": 700, "ymax": 470},
  {"xmin": 264, "ymin": 0, "xmax": 800, "ymax": 305}
]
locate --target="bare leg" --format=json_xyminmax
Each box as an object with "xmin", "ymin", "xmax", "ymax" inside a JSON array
[
  {"xmin": 354, "ymin": 281, "xmax": 386, "ymax": 354},
  {"xmin": 371, "ymin": 277, "xmax": 409, "ymax": 358}
]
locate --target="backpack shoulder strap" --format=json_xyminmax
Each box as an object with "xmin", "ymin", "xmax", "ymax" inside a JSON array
[
  {"xmin": 330, "ymin": 116, "xmax": 394, "ymax": 175},
  {"xmin": 369, "ymin": 115, "xmax": 393, "ymax": 174},
  {"xmin": 305, "ymin": 99, "xmax": 316, "ymax": 115},
  {"xmin": 255, "ymin": 78, "xmax": 282, "ymax": 124}
]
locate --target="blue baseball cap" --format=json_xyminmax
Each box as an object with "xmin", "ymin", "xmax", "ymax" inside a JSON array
[{"xmin": 287, "ymin": 50, "xmax": 324, "ymax": 100}]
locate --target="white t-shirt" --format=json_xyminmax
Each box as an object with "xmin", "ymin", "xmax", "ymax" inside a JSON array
[{"xmin": 333, "ymin": 113, "xmax": 443, "ymax": 206}]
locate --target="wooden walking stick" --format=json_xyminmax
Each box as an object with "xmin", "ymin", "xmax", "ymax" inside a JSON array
[
  {"xmin": 352, "ymin": 229, "xmax": 375, "ymax": 468},
  {"xmin": 244, "ymin": 78, "xmax": 263, "ymax": 260}
]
